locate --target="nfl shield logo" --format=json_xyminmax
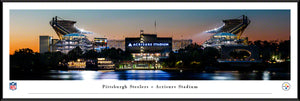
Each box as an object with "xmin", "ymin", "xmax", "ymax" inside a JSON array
[{"xmin": 10, "ymin": 82, "xmax": 17, "ymax": 91}]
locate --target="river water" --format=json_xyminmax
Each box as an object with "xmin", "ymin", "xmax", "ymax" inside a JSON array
[{"xmin": 11, "ymin": 70, "xmax": 290, "ymax": 80}]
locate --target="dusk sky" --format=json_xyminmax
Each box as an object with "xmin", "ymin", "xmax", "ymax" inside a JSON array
[{"xmin": 10, "ymin": 10, "xmax": 290, "ymax": 54}]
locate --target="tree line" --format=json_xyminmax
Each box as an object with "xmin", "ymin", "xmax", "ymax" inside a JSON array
[
  {"xmin": 248, "ymin": 40, "xmax": 290, "ymax": 62},
  {"xmin": 10, "ymin": 46, "xmax": 133, "ymax": 72},
  {"xmin": 10, "ymin": 39, "xmax": 290, "ymax": 72},
  {"xmin": 161, "ymin": 39, "xmax": 290, "ymax": 69},
  {"xmin": 160, "ymin": 43, "xmax": 220, "ymax": 70}
]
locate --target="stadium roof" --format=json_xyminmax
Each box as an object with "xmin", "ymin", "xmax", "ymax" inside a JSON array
[
  {"xmin": 214, "ymin": 32, "xmax": 236, "ymax": 36},
  {"xmin": 64, "ymin": 33, "xmax": 85, "ymax": 37}
]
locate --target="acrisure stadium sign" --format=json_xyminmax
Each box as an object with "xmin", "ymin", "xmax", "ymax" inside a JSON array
[{"xmin": 128, "ymin": 43, "xmax": 169, "ymax": 47}]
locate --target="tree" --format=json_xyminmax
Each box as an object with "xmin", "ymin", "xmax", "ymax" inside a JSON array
[
  {"xmin": 11, "ymin": 48, "xmax": 36, "ymax": 72},
  {"xmin": 83, "ymin": 50, "xmax": 98, "ymax": 60},
  {"xmin": 164, "ymin": 51, "xmax": 177, "ymax": 68},
  {"xmin": 98, "ymin": 48, "xmax": 133, "ymax": 68},
  {"xmin": 254, "ymin": 40, "xmax": 262, "ymax": 47},
  {"xmin": 161, "ymin": 43, "xmax": 204, "ymax": 68},
  {"xmin": 67, "ymin": 46, "xmax": 83, "ymax": 61},
  {"xmin": 49, "ymin": 51, "xmax": 65, "ymax": 67},
  {"xmin": 121, "ymin": 51, "xmax": 134, "ymax": 61},
  {"xmin": 203, "ymin": 47, "xmax": 220, "ymax": 66},
  {"xmin": 278, "ymin": 40, "xmax": 290, "ymax": 60},
  {"xmin": 14, "ymin": 48, "xmax": 34, "ymax": 55}
]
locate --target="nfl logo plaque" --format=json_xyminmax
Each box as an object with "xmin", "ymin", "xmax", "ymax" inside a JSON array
[{"xmin": 9, "ymin": 82, "xmax": 17, "ymax": 91}]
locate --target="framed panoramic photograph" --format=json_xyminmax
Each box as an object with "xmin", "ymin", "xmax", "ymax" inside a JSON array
[{"xmin": 2, "ymin": 1, "xmax": 298, "ymax": 100}]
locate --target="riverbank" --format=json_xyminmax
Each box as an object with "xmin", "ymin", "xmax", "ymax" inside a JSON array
[{"xmin": 10, "ymin": 61, "xmax": 290, "ymax": 73}]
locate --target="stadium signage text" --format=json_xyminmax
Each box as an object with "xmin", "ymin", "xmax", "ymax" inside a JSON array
[{"xmin": 128, "ymin": 43, "xmax": 169, "ymax": 47}]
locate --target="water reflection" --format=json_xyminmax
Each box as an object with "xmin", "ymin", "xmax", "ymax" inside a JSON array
[
  {"xmin": 124, "ymin": 70, "xmax": 171, "ymax": 80},
  {"xmin": 98, "ymin": 71, "xmax": 119, "ymax": 80},
  {"xmin": 263, "ymin": 71, "xmax": 271, "ymax": 80},
  {"xmin": 80, "ymin": 71, "xmax": 98, "ymax": 80},
  {"xmin": 42, "ymin": 70, "xmax": 289, "ymax": 80}
]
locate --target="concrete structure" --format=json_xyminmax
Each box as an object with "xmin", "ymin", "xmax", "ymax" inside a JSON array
[
  {"xmin": 54, "ymin": 33, "xmax": 93, "ymax": 54},
  {"xmin": 202, "ymin": 15, "xmax": 261, "ymax": 63},
  {"xmin": 49, "ymin": 16, "xmax": 80, "ymax": 40},
  {"xmin": 39, "ymin": 36, "xmax": 52, "ymax": 53},
  {"xmin": 49, "ymin": 16, "xmax": 96, "ymax": 54},
  {"xmin": 203, "ymin": 15, "xmax": 251, "ymax": 48},
  {"xmin": 50, "ymin": 39, "xmax": 59, "ymax": 52}
]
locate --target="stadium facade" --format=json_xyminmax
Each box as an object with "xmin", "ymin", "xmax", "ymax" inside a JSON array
[
  {"xmin": 39, "ymin": 36, "xmax": 52, "ymax": 53},
  {"xmin": 49, "ymin": 16, "xmax": 81, "ymax": 40},
  {"xmin": 54, "ymin": 33, "xmax": 93, "ymax": 54},
  {"xmin": 202, "ymin": 15, "xmax": 261, "ymax": 63},
  {"xmin": 125, "ymin": 30, "xmax": 172, "ymax": 61},
  {"xmin": 107, "ymin": 39, "xmax": 192, "ymax": 52},
  {"xmin": 45, "ymin": 16, "xmax": 106, "ymax": 54},
  {"xmin": 41, "ymin": 16, "xmax": 192, "ymax": 55}
]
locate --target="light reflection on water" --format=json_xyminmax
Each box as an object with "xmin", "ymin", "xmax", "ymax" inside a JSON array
[
  {"xmin": 125, "ymin": 70, "xmax": 171, "ymax": 80},
  {"xmin": 45, "ymin": 70, "xmax": 288, "ymax": 80},
  {"xmin": 263, "ymin": 71, "xmax": 271, "ymax": 80},
  {"xmin": 80, "ymin": 71, "xmax": 98, "ymax": 80},
  {"xmin": 98, "ymin": 71, "xmax": 119, "ymax": 80}
]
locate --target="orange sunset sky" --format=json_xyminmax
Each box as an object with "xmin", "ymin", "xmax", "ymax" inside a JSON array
[{"xmin": 9, "ymin": 10, "xmax": 290, "ymax": 54}]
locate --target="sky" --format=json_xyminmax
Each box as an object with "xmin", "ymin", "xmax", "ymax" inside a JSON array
[{"xmin": 9, "ymin": 10, "xmax": 290, "ymax": 54}]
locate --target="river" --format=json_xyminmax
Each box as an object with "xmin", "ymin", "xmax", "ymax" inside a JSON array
[{"xmin": 11, "ymin": 70, "xmax": 290, "ymax": 80}]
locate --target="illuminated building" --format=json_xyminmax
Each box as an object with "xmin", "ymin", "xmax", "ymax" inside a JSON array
[
  {"xmin": 93, "ymin": 38, "xmax": 107, "ymax": 52},
  {"xmin": 68, "ymin": 59, "xmax": 86, "ymax": 68},
  {"xmin": 125, "ymin": 30, "xmax": 172, "ymax": 61},
  {"xmin": 203, "ymin": 32, "xmax": 244, "ymax": 48},
  {"xmin": 97, "ymin": 58, "xmax": 115, "ymax": 69},
  {"xmin": 202, "ymin": 15, "xmax": 250, "ymax": 48},
  {"xmin": 54, "ymin": 33, "xmax": 93, "ymax": 54},
  {"xmin": 106, "ymin": 39, "xmax": 192, "ymax": 52},
  {"xmin": 202, "ymin": 15, "xmax": 261, "ymax": 63},
  {"xmin": 39, "ymin": 36, "xmax": 52, "ymax": 53},
  {"xmin": 50, "ymin": 16, "xmax": 81, "ymax": 40},
  {"xmin": 49, "ymin": 16, "xmax": 95, "ymax": 54},
  {"xmin": 118, "ymin": 30, "xmax": 172, "ymax": 69}
]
